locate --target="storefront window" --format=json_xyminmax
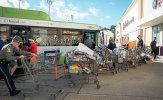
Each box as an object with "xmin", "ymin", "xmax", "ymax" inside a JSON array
[
  {"xmin": 152, "ymin": 26, "xmax": 160, "ymax": 44},
  {"xmin": 31, "ymin": 28, "xmax": 83, "ymax": 46}
]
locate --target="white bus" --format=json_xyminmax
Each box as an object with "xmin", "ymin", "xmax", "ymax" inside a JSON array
[{"xmin": 0, "ymin": 6, "xmax": 102, "ymax": 55}]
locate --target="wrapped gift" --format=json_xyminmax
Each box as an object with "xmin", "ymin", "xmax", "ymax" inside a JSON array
[
  {"xmin": 78, "ymin": 67, "xmax": 83, "ymax": 73},
  {"xmin": 118, "ymin": 57, "xmax": 123, "ymax": 63},
  {"xmin": 75, "ymin": 43, "xmax": 94, "ymax": 56},
  {"xmin": 69, "ymin": 65, "xmax": 79, "ymax": 74},
  {"xmin": 81, "ymin": 63, "xmax": 90, "ymax": 67}
]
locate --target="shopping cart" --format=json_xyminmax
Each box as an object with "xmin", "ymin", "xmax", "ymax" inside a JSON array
[
  {"xmin": 65, "ymin": 51, "xmax": 101, "ymax": 89},
  {"xmin": 109, "ymin": 46, "xmax": 129, "ymax": 74},
  {"xmin": 126, "ymin": 49, "xmax": 137, "ymax": 69},
  {"xmin": 43, "ymin": 52, "xmax": 65, "ymax": 81},
  {"xmin": 95, "ymin": 46, "xmax": 115, "ymax": 75},
  {"xmin": 20, "ymin": 54, "xmax": 64, "ymax": 99}
]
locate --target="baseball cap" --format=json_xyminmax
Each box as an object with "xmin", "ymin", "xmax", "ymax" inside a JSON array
[
  {"xmin": 29, "ymin": 39, "xmax": 34, "ymax": 42},
  {"xmin": 12, "ymin": 35, "xmax": 23, "ymax": 44}
]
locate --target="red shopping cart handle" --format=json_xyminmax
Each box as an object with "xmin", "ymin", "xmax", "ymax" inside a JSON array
[{"xmin": 24, "ymin": 55, "xmax": 33, "ymax": 57}]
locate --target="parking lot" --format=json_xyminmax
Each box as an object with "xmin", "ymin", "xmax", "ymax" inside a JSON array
[{"xmin": 0, "ymin": 56, "xmax": 163, "ymax": 100}]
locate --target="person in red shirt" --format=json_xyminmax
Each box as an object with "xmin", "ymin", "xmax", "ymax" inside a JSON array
[{"xmin": 28, "ymin": 39, "xmax": 37, "ymax": 54}]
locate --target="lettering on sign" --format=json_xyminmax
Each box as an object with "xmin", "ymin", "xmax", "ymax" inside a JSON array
[
  {"xmin": 123, "ymin": 17, "xmax": 134, "ymax": 30},
  {"xmin": 36, "ymin": 22, "xmax": 55, "ymax": 26},
  {"xmin": 34, "ymin": 36, "xmax": 80, "ymax": 45},
  {"xmin": 88, "ymin": 26, "xmax": 95, "ymax": 28},
  {"xmin": 4, "ymin": 19, "xmax": 26, "ymax": 24},
  {"xmin": 158, "ymin": 0, "xmax": 163, "ymax": 7},
  {"xmin": 153, "ymin": 0, "xmax": 163, "ymax": 9},
  {"xmin": 62, "ymin": 30, "xmax": 80, "ymax": 35}
]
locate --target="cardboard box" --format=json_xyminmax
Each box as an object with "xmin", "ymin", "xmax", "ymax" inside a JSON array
[
  {"xmin": 146, "ymin": 60, "xmax": 153, "ymax": 64},
  {"xmin": 121, "ymin": 40, "xmax": 129, "ymax": 46},
  {"xmin": 128, "ymin": 40, "xmax": 137, "ymax": 50}
]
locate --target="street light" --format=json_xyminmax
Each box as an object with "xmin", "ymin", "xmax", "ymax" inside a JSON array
[
  {"xmin": 71, "ymin": 15, "xmax": 74, "ymax": 22},
  {"xmin": 47, "ymin": 0, "xmax": 53, "ymax": 15},
  {"xmin": 19, "ymin": 0, "xmax": 21, "ymax": 9}
]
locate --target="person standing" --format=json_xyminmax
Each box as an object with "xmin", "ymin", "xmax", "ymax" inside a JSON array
[
  {"xmin": 108, "ymin": 38, "xmax": 116, "ymax": 51},
  {"xmin": 137, "ymin": 35, "xmax": 143, "ymax": 64},
  {"xmin": 28, "ymin": 39, "xmax": 37, "ymax": 54},
  {"xmin": 84, "ymin": 36, "xmax": 95, "ymax": 49},
  {"xmin": 150, "ymin": 37, "xmax": 157, "ymax": 60},
  {"xmin": 0, "ymin": 36, "xmax": 35, "ymax": 96},
  {"xmin": 108, "ymin": 38, "xmax": 116, "ymax": 68},
  {"xmin": 0, "ymin": 34, "xmax": 7, "ymax": 50},
  {"xmin": 137, "ymin": 35, "xmax": 143, "ymax": 49}
]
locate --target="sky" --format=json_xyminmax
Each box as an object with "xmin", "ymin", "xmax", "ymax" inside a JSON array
[{"xmin": 0, "ymin": 0, "xmax": 133, "ymax": 29}]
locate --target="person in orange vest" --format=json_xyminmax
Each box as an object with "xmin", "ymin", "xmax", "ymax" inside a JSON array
[{"xmin": 28, "ymin": 39, "xmax": 37, "ymax": 54}]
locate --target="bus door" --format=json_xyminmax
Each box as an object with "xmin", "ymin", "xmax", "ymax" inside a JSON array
[
  {"xmin": 11, "ymin": 26, "xmax": 31, "ymax": 50},
  {"xmin": 84, "ymin": 32, "xmax": 95, "ymax": 49}
]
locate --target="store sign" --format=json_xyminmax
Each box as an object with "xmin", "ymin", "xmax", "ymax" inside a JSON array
[
  {"xmin": 153, "ymin": 0, "xmax": 163, "ymax": 9},
  {"xmin": 88, "ymin": 26, "xmax": 95, "ymax": 28},
  {"xmin": 34, "ymin": 36, "xmax": 80, "ymax": 45},
  {"xmin": 123, "ymin": 17, "xmax": 134, "ymax": 30},
  {"xmin": 4, "ymin": 19, "xmax": 26, "ymax": 24},
  {"xmin": 158, "ymin": 0, "xmax": 163, "ymax": 7},
  {"xmin": 62, "ymin": 30, "xmax": 80, "ymax": 35}
]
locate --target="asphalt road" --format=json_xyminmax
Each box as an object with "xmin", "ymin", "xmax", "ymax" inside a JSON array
[{"xmin": 0, "ymin": 56, "xmax": 163, "ymax": 100}]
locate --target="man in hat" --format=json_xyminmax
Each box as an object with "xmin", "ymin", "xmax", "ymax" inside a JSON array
[
  {"xmin": 28, "ymin": 39, "xmax": 37, "ymax": 54},
  {"xmin": 0, "ymin": 36, "xmax": 35, "ymax": 96}
]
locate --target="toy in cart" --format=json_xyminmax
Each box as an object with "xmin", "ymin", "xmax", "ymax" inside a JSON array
[
  {"xmin": 93, "ymin": 44, "xmax": 118, "ymax": 75},
  {"xmin": 65, "ymin": 43, "xmax": 101, "ymax": 89}
]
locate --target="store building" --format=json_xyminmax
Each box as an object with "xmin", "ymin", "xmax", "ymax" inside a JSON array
[{"xmin": 115, "ymin": 0, "xmax": 163, "ymax": 47}]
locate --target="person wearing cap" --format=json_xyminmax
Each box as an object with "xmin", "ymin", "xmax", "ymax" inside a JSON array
[
  {"xmin": 15, "ymin": 29, "xmax": 23, "ymax": 39},
  {"xmin": 0, "ymin": 36, "xmax": 35, "ymax": 96},
  {"xmin": 28, "ymin": 39, "xmax": 37, "ymax": 54}
]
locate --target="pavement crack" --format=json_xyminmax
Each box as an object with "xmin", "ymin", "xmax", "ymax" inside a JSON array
[
  {"xmin": 77, "ymin": 83, "xmax": 83, "ymax": 94},
  {"xmin": 62, "ymin": 92, "xmax": 69, "ymax": 100}
]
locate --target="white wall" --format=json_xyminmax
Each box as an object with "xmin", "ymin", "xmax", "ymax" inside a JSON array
[
  {"xmin": 129, "ymin": 31, "xmax": 138, "ymax": 42},
  {"xmin": 143, "ymin": 0, "xmax": 163, "ymax": 17},
  {"xmin": 121, "ymin": 1, "xmax": 138, "ymax": 35}
]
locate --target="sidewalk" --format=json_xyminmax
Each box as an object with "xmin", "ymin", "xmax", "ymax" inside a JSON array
[{"xmin": 0, "ymin": 56, "xmax": 163, "ymax": 100}]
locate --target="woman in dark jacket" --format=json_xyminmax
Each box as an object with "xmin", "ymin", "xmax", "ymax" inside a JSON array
[{"xmin": 107, "ymin": 38, "xmax": 116, "ymax": 68}]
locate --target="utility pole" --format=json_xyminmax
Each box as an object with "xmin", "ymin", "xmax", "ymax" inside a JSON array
[
  {"xmin": 71, "ymin": 15, "xmax": 74, "ymax": 22},
  {"xmin": 19, "ymin": 0, "xmax": 21, "ymax": 9},
  {"xmin": 47, "ymin": 0, "xmax": 53, "ymax": 15}
]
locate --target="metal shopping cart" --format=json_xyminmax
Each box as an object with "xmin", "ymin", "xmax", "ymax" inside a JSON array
[
  {"xmin": 95, "ymin": 46, "xmax": 115, "ymax": 75},
  {"xmin": 65, "ymin": 51, "xmax": 101, "ymax": 89},
  {"xmin": 126, "ymin": 49, "xmax": 137, "ymax": 69},
  {"xmin": 20, "ymin": 54, "xmax": 64, "ymax": 99},
  {"xmin": 109, "ymin": 46, "xmax": 129, "ymax": 74}
]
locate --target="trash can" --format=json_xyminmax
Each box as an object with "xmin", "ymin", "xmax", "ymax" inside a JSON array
[
  {"xmin": 159, "ymin": 46, "xmax": 163, "ymax": 56},
  {"xmin": 156, "ymin": 47, "xmax": 159, "ymax": 55}
]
